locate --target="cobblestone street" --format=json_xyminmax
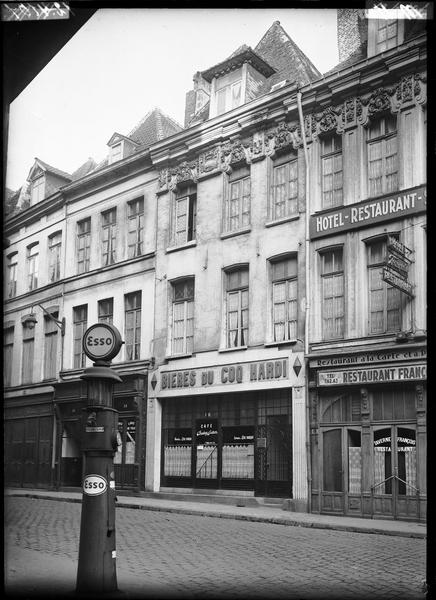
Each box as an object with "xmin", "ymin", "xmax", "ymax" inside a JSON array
[{"xmin": 4, "ymin": 496, "xmax": 426, "ymax": 599}]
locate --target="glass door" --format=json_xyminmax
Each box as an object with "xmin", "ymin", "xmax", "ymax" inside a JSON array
[
  {"xmin": 194, "ymin": 419, "xmax": 218, "ymax": 487},
  {"xmin": 372, "ymin": 426, "xmax": 418, "ymax": 519}
]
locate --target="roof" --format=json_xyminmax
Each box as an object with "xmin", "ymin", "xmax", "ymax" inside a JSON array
[
  {"xmin": 28, "ymin": 158, "xmax": 72, "ymax": 182},
  {"xmin": 107, "ymin": 132, "xmax": 140, "ymax": 147},
  {"xmin": 128, "ymin": 107, "xmax": 184, "ymax": 148},
  {"xmin": 323, "ymin": 45, "xmax": 367, "ymax": 76},
  {"xmin": 200, "ymin": 46, "xmax": 276, "ymax": 83},
  {"xmin": 254, "ymin": 21, "xmax": 321, "ymax": 88},
  {"xmin": 71, "ymin": 157, "xmax": 98, "ymax": 181}
]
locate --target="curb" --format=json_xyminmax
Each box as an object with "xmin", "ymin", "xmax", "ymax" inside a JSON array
[{"xmin": 6, "ymin": 492, "xmax": 426, "ymax": 539}]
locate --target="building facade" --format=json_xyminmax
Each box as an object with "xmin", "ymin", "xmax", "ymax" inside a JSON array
[{"xmin": 4, "ymin": 13, "xmax": 426, "ymax": 520}]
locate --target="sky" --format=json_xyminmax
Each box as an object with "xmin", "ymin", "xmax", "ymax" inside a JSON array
[{"xmin": 5, "ymin": 8, "xmax": 339, "ymax": 192}]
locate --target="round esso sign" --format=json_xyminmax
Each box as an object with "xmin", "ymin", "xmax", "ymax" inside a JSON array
[
  {"xmin": 83, "ymin": 474, "xmax": 108, "ymax": 496},
  {"xmin": 82, "ymin": 323, "xmax": 123, "ymax": 362}
]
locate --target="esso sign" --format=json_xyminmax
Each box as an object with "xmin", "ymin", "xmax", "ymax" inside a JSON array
[
  {"xmin": 82, "ymin": 323, "xmax": 123, "ymax": 361},
  {"xmin": 83, "ymin": 474, "xmax": 108, "ymax": 496}
]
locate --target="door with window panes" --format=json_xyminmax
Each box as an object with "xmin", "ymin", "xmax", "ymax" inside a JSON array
[{"xmin": 114, "ymin": 417, "xmax": 138, "ymax": 488}]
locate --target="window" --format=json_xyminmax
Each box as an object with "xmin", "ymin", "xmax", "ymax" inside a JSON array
[
  {"xmin": 225, "ymin": 166, "xmax": 250, "ymax": 233},
  {"xmin": 73, "ymin": 305, "xmax": 87, "ymax": 369},
  {"xmin": 271, "ymin": 257, "xmax": 298, "ymax": 342},
  {"xmin": 226, "ymin": 267, "xmax": 249, "ymax": 348},
  {"xmin": 44, "ymin": 313, "xmax": 58, "ymax": 380},
  {"xmin": 4, "ymin": 327, "xmax": 14, "ymax": 387},
  {"xmin": 6, "ymin": 253, "xmax": 18, "ymax": 299},
  {"xmin": 376, "ymin": 19, "xmax": 398, "ymax": 53},
  {"xmin": 321, "ymin": 135, "xmax": 343, "ymax": 209},
  {"xmin": 320, "ymin": 248, "xmax": 344, "ymax": 340},
  {"xmin": 102, "ymin": 208, "xmax": 117, "ymax": 266},
  {"xmin": 127, "ymin": 198, "xmax": 144, "ymax": 258},
  {"xmin": 27, "ymin": 243, "xmax": 39, "ymax": 291},
  {"xmin": 77, "ymin": 218, "xmax": 91, "ymax": 274},
  {"xmin": 48, "ymin": 232, "xmax": 62, "ymax": 282},
  {"xmin": 125, "ymin": 292, "xmax": 141, "ymax": 360},
  {"xmin": 271, "ymin": 153, "xmax": 298, "ymax": 220},
  {"xmin": 172, "ymin": 186, "xmax": 196, "ymax": 246},
  {"xmin": 22, "ymin": 322, "xmax": 35, "ymax": 384},
  {"xmin": 98, "ymin": 298, "xmax": 113, "ymax": 324},
  {"xmin": 31, "ymin": 175, "xmax": 45, "ymax": 204},
  {"xmin": 111, "ymin": 142, "xmax": 122, "ymax": 163},
  {"xmin": 367, "ymin": 237, "xmax": 401, "ymax": 334},
  {"xmin": 216, "ymin": 80, "xmax": 242, "ymax": 116},
  {"xmin": 171, "ymin": 279, "xmax": 194, "ymax": 355},
  {"xmin": 367, "ymin": 115, "xmax": 398, "ymax": 197}
]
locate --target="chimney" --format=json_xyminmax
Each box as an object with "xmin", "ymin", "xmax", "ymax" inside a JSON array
[{"xmin": 337, "ymin": 8, "xmax": 367, "ymax": 63}]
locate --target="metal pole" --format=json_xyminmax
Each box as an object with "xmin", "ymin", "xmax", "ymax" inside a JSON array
[{"xmin": 76, "ymin": 363, "xmax": 122, "ymax": 595}]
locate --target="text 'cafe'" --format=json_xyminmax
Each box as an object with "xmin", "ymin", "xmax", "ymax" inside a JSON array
[{"xmin": 148, "ymin": 351, "xmax": 307, "ymax": 502}]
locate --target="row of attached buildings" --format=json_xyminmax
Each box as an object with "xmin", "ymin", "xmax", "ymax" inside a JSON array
[{"xmin": 4, "ymin": 12, "xmax": 427, "ymax": 521}]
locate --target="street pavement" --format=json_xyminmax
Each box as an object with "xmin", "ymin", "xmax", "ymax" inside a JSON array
[{"xmin": 4, "ymin": 494, "xmax": 427, "ymax": 600}]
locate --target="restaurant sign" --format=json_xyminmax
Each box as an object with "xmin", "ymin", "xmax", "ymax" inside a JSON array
[
  {"xmin": 318, "ymin": 363, "xmax": 426, "ymax": 386},
  {"xmin": 382, "ymin": 235, "xmax": 414, "ymax": 297},
  {"xmin": 310, "ymin": 185, "xmax": 426, "ymax": 239},
  {"xmin": 310, "ymin": 346, "xmax": 426, "ymax": 368}
]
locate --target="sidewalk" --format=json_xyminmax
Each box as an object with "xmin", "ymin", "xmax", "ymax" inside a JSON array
[{"xmin": 5, "ymin": 487, "xmax": 426, "ymax": 539}]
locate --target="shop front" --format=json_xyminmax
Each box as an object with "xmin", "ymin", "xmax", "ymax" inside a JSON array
[
  {"xmin": 309, "ymin": 344, "xmax": 426, "ymax": 521},
  {"xmin": 53, "ymin": 373, "xmax": 147, "ymax": 490},
  {"xmin": 148, "ymin": 351, "xmax": 307, "ymax": 504}
]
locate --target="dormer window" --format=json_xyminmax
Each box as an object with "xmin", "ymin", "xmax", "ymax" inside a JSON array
[
  {"xmin": 31, "ymin": 175, "xmax": 45, "ymax": 204},
  {"xmin": 216, "ymin": 78, "xmax": 242, "ymax": 116},
  {"xmin": 108, "ymin": 133, "xmax": 139, "ymax": 164}
]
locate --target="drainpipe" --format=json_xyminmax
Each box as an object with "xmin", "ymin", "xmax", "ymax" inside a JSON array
[{"xmin": 297, "ymin": 90, "xmax": 312, "ymax": 513}]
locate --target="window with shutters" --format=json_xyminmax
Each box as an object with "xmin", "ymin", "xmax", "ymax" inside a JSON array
[
  {"xmin": 73, "ymin": 305, "xmax": 87, "ymax": 369},
  {"xmin": 367, "ymin": 236, "xmax": 401, "ymax": 334},
  {"xmin": 127, "ymin": 198, "xmax": 144, "ymax": 258},
  {"xmin": 225, "ymin": 165, "xmax": 251, "ymax": 233},
  {"xmin": 102, "ymin": 208, "xmax": 117, "ymax": 266},
  {"xmin": 4, "ymin": 327, "xmax": 14, "ymax": 387},
  {"xmin": 171, "ymin": 279, "xmax": 194, "ymax": 355},
  {"xmin": 271, "ymin": 153, "xmax": 298, "ymax": 220},
  {"xmin": 320, "ymin": 247, "xmax": 345, "ymax": 340},
  {"xmin": 367, "ymin": 115, "xmax": 398, "ymax": 198},
  {"xmin": 48, "ymin": 232, "xmax": 62, "ymax": 282},
  {"xmin": 27, "ymin": 243, "xmax": 39, "ymax": 291},
  {"xmin": 125, "ymin": 292, "xmax": 141, "ymax": 360},
  {"xmin": 98, "ymin": 298, "xmax": 113, "ymax": 324},
  {"xmin": 270, "ymin": 256, "xmax": 298, "ymax": 342},
  {"xmin": 22, "ymin": 323, "xmax": 35, "ymax": 384},
  {"xmin": 6, "ymin": 252, "xmax": 18, "ymax": 299},
  {"xmin": 226, "ymin": 267, "xmax": 249, "ymax": 348},
  {"xmin": 321, "ymin": 135, "xmax": 343, "ymax": 209},
  {"xmin": 31, "ymin": 175, "xmax": 45, "ymax": 204},
  {"xmin": 77, "ymin": 218, "xmax": 91, "ymax": 273},
  {"xmin": 171, "ymin": 185, "xmax": 196, "ymax": 247},
  {"xmin": 44, "ymin": 314, "xmax": 58, "ymax": 380}
]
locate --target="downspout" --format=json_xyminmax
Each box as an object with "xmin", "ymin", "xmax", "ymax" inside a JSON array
[{"xmin": 297, "ymin": 90, "xmax": 312, "ymax": 513}]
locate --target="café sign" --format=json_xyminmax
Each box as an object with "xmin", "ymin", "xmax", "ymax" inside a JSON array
[
  {"xmin": 310, "ymin": 185, "xmax": 426, "ymax": 239},
  {"xmin": 318, "ymin": 363, "xmax": 426, "ymax": 386}
]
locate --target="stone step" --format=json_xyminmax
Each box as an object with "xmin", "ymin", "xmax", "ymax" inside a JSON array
[{"xmin": 132, "ymin": 490, "xmax": 286, "ymax": 508}]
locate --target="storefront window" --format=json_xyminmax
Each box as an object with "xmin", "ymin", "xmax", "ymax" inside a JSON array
[
  {"xmin": 348, "ymin": 430, "xmax": 361, "ymax": 494},
  {"xmin": 164, "ymin": 429, "xmax": 192, "ymax": 477},
  {"xmin": 323, "ymin": 429, "xmax": 343, "ymax": 492},
  {"xmin": 222, "ymin": 426, "xmax": 254, "ymax": 479},
  {"xmin": 373, "ymin": 427, "xmax": 416, "ymax": 496}
]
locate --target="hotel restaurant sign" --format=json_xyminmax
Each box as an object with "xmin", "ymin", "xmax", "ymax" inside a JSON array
[{"xmin": 310, "ymin": 185, "xmax": 426, "ymax": 240}]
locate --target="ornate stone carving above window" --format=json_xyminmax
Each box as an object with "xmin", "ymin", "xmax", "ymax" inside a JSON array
[
  {"xmin": 265, "ymin": 121, "xmax": 300, "ymax": 157},
  {"xmin": 198, "ymin": 147, "xmax": 220, "ymax": 175},
  {"xmin": 314, "ymin": 106, "xmax": 342, "ymax": 136},
  {"xmin": 219, "ymin": 138, "xmax": 251, "ymax": 173},
  {"xmin": 168, "ymin": 160, "xmax": 198, "ymax": 191},
  {"xmin": 392, "ymin": 73, "xmax": 427, "ymax": 111}
]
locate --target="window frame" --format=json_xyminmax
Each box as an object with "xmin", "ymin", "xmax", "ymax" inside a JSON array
[
  {"xmin": 225, "ymin": 267, "xmax": 249, "ymax": 349},
  {"xmin": 73, "ymin": 305, "xmax": 87, "ymax": 369},
  {"xmin": 4, "ymin": 326, "xmax": 14, "ymax": 387},
  {"xmin": 26, "ymin": 243, "xmax": 39, "ymax": 291},
  {"xmin": 98, "ymin": 298, "xmax": 114, "ymax": 324},
  {"xmin": 320, "ymin": 246, "xmax": 345, "ymax": 340},
  {"xmin": 224, "ymin": 166, "xmax": 251, "ymax": 234},
  {"xmin": 376, "ymin": 19, "xmax": 398, "ymax": 53},
  {"xmin": 270, "ymin": 152, "xmax": 299, "ymax": 221},
  {"xmin": 216, "ymin": 79, "xmax": 242, "ymax": 116},
  {"xmin": 367, "ymin": 114, "xmax": 398, "ymax": 198},
  {"xmin": 43, "ymin": 313, "xmax": 58, "ymax": 380},
  {"xmin": 48, "ymin": 231, "xmax": 62, "ymax": 282},
  {"xmin": 321, "ymin": 134, "xmax": 343, "ymax": 209},
  {"xmin": 77, "ymin": 218, "xmax": 91, "ymax": 274},
  {"xmin": 124, "ymin": 292, "xmax": 141, "ymax": 361},
  {"xmin": 366, "ymin": 234, "xmax": 402, "ymax": 335},
  {"xmin": 22, "ymin": 322, "xmax": 35, "ymax": 384},
  {"xmin": 171, "ymin": 186, "xmax": 197, "ymax": 247},
  {"xmin": 127, "ymin": 198, "xmax": 144, "ymax": 258},
  {"xmin": 101, "ymin": 208, "xmax": 117, "ymax": 266},
  {"xmin": 270, "ymin": 256, "xmax": 298, "ymax": 343},
  {"xmin": 171, "ymin": 278, "xmax": 195, "ymax": 356},
  {"xmin": 31, "ymin": 175, "xmax": 45, "ymax": 204},
  {"xmin": 6, "ymin": 253, "xmax": 18, "ymax": 299}
]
